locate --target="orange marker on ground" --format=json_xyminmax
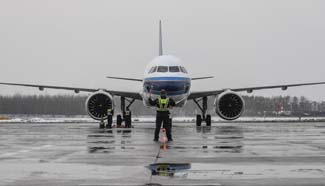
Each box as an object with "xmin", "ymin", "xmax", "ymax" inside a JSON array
[{"xmin": 162, "ymin": 128, "xmax": 167, "ymax": 150}]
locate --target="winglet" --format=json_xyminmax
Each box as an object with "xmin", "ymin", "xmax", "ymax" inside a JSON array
[{"xmin": 159, "ymin": 20, "xmax": 163, "ymax": 56}]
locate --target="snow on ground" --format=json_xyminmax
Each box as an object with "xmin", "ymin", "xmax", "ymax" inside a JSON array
[
  {"xmin": 0, "ymin": 115, "xmax": 325, "ymax": 123},
  {"xmin": 0, "ymin": 115, "xmax": 95, "ymax": 123}
]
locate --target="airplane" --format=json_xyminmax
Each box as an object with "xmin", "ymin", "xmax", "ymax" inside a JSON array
[{"xmin": 0, "ymin": 20, "xmax": 325, "ymax": 127}]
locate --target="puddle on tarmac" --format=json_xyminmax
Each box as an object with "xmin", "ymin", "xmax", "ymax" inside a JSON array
[
  {"xmin": 88, "ymin": 146, "xmax": 115, "ymax": 153},
  {"xmin": 160, "ymin": 145, "xmax": 242, "ymax": 152},
  {"xmin": 88, "ymin": 140, "xmax": 115, "ymax": 144},
  {"xmin": 147, "ymin": 163, "xmax": 247, "ymax": 179},
  {"xmin": 147, "ymin": 163, "xmax": 191, "ymax": 177}
]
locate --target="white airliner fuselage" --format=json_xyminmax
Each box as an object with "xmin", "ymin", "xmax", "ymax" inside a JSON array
[{"xmin": 142, "ymin": 55, "xmax": 191, "ymax": 107}]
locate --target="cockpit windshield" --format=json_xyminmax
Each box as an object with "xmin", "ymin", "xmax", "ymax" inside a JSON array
[
  {"xmin": 157, "ymin": 66, "xmax": 168, "ymax": 72},
  {"xmin": 169, "ymin": 66, "xmax": 180, "ymax": 72},
  {"xmin": 151, "ymin": 66, "xmax": 187, "ymax": 73},
  {"xmin": 149, "ymin": 66, "xmax": 157, "ymax": 73},
  {"xmin": 180, "ymin": 66, "xmax": 188, "ymax": 74}
]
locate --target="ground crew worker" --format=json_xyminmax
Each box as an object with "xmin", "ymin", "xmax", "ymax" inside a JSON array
[
  {"xmin": 149, "ymin": 89, "xmax": 175, "ymax": 141},
  {"xmin": 107, "ymin": 108, "xmax": 113, "ymax": 128}
]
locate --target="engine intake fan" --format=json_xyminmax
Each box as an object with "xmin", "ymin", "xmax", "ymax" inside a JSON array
[
  {"xmin": 86, "ymin": 91, "xmax": 113, "ymax": 120},
  {"xmin": 215, "ymin": 91, "xmax": 244, "ymax": 120}
]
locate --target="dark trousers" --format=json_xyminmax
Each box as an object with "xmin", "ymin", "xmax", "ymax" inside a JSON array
[
  {"xmin": 107, "ymin": 115, "xmax": 112, "ymax": 128},
  {"xmin": 155, "ymin": 112, "xmax": 172, "ymax": 140}
]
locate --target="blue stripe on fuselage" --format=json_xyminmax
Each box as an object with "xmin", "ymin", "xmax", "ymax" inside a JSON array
[
  {"xmin": 143, "ymin": 76, "xmax": 191, "ymax": 96},
  {"xmin": 144, "ymin": 77, "xmax": 190, "ymax": 81}
]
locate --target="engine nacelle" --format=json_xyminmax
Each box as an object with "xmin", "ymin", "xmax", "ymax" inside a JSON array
[
  {"xmin": 215, "ymin": 91, "xmax": 245, "ymax": 120},
  {"xmin": 85, "ymin": 91, "xmax": 114, "ymax": 120}
]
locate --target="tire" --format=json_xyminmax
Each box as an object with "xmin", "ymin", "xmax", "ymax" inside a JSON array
[
  {"xmin": 206, "ymin": 114, "xmax": 211, "ymax": 126},
  {"xmin": 196, "ymin": 115, "xmax": 202, "ymax": 127},
  {"xmin": 124, "ymin": 111, "xmax": 132, "ymax": 128},
  {"xmin": 117, "ymin": 114, "xmax": 123, "ymax": 126},
  {"xmin": 99, "ymin": 123, "xmax": 105, "ymax": 129},
  {"xmin": 125, "ymin": 115, "xmax": 132, "ymax": 128}
]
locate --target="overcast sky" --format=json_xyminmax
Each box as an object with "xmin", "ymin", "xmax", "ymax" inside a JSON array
[{"xmin": 0, "ymin": 0, "xmax": 324, "ymax": 101}]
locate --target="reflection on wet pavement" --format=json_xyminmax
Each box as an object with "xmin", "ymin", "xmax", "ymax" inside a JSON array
[
  {"xmin": 87, "ymin": 125, "xmax": 244, "ymax": 155},
  {"xmin": 147, "ymin": 163, "xmax": 191, "ymax": 177},
  {"xmin": 1, "ymin": 122, "xmax": 325, "ymax": 185},
  {"xmin": 87, "ymin": 129, "xmax": 133, "ymax": 153}
]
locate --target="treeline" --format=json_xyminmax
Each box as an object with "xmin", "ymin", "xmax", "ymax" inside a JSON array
[
  {"xmin": 243, "ymin": 96, "xmax": 325, "ymax": 116},
  {"xmin": 0, "ymin": 94, "xmax": 324, "ymax": 116},
  {"xmin": 0, "ymin": 95, "xmax": 86, "ymax": 115}
]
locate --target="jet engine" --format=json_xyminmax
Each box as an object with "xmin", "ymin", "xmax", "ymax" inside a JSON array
[
  {"xmin": 215, "ymin": 91, "xmax": 245, "ymax": 120},
  {"xmin": 85, "ymin": 91, "xmax": 114, "ymax": 120}
]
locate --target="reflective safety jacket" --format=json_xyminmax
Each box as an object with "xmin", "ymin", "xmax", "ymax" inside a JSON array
[
  {"xmin": 157, "ymin": 97, "xmax": 170, "ymax": 112},
  {"xmin": 148, "ymin": 96, "xmax": 175, "ymax": 113}
]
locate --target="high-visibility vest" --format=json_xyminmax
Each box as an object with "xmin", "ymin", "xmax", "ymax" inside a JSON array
[{"xmin": 158, "ymin": 97, "xmax": 169, "ymax": 112}]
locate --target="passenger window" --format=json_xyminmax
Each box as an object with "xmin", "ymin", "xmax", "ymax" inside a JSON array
[
  {"xmin": 157, "ymin": 66, "xmax": 168, "ymax": 72},
  {"xmin": 169, "ymin": 66, "xmax": 180, "ymax": 72},
  {"xmin": 180, "ymin": 66, "xmax": 188, "ymax": 74}
]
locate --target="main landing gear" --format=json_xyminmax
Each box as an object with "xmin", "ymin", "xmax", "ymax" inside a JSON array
[
  {"xmin": 193, "ymin": 96, "xmax": 211, "ymax": 127},
  {"xmin": 116, "ymin": 97, "xmax": 135, "ymax": 128}
]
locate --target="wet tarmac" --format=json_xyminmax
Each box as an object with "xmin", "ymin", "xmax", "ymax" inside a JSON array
[{"xmin": 0, "ymin": 122, "xmax": 325, "ymax": 186}]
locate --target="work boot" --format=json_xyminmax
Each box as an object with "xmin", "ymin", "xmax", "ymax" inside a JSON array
[
  {"xmin": 168, "ymin": 138, "xmax": 173, "ymax": 142},
  {"xmin": 153, "ymin": 138, "xmax": 159, "ymax": 142}
]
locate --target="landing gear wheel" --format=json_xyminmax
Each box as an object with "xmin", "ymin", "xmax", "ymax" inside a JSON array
[
  {"xmin": 124, "ymin": 117, "xmax": 131, "ymax": 128},
  {"xmin": 124, "ymin": 112, "xmax": 132, "ymax": 128},
  {"xmin": 196, "ymin": 115, "xmax": 202, "ymax": 127},
  {"xmin": 116, "ymin": 114, "xmax": 123, "ymax": 127},
  {"xmin": 206, "ymin": 114, "xmax": 211, "ymax": 126},
  {"xmin": 99, "ymin": 123, "xmax": 105, "ymax": 129},
  {"xmin": 120, "ymin": 97, "xmax": 135, "ymax": 128},
  {"xmin": 193, "ymin": 97, "xmax": 208, "ymax": 127}
]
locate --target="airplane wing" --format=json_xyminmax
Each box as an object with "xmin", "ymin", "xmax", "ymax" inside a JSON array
[
  {"xmin": 191, "ymin": 76, "xmax": 214, "ymax": 80},
  {"xmin": 106, "ymin": 76, "xmax": 143, "ymax": 82},
  {"xmin": 188, "ymin": 82, "xmax": 325, "ymax": 100},
  {"xmin": 0, "ymin": 82, "xmax": 142, "ymax": 100}
]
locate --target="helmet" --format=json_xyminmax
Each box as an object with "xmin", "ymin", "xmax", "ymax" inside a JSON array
[{"xmin": 160, "ymin": 89, "xmax": 167, "ymax": 97}]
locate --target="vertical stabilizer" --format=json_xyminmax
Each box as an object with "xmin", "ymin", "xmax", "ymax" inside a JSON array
[{"xmin": 159, "ymin": 20, "xmax": 163, "ymax": 56}]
